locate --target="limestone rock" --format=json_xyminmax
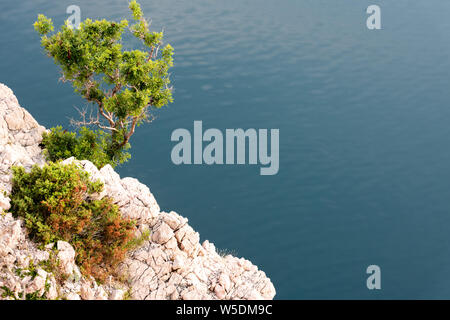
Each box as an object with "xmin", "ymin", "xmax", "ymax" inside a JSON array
[
  {"xmin": 152, "ymin": 222, "xmax": 174, "ymax": 244},
  {"xmin": 56, "ymin": 241, "xmax": 76, "ymax": 276},
  {"xmin": 0, "ymin": 84, "xmax": 46, "ymax": 194},
  {"xmin": 0, "ymin": 83, "xmax": 276, "ymax": 300},
  {"xmin": 110, "ymin": 289, "xmax": 125, "ymax": 300}
]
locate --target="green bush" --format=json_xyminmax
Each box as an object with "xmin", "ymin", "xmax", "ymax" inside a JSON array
[
  {"xmin": 10, "ymin": 162, "xmax": 136, "ymax": 282},
  {"xmin": 41, "ymin": 126, "xmax": 130, "ymax": 168}
]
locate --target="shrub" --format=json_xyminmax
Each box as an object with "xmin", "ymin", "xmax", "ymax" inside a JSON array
[
  {"xmin": 10, "ymin": 162, "xmax": 136, "ymax": 282},
  {"xmin": 41, "ymin": 126, "xmax": 129, "ymax": 168},
  {"xmin": 34, "ymin": 0, "xmax": 174, "ymax": 166}
]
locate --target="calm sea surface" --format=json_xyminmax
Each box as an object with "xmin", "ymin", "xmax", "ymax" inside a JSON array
[{"xmin": 2, "ymin": 0, "xmax": 450, "ymax": 299}]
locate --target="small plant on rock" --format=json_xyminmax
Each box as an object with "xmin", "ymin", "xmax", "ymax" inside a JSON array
[
  {"xmin": 9, "ymin": 162, "xmax": 136, "ymax": 282},
  {"xmin": 41, "ymin": 126, "xmax": 113, "ymax": 168}
]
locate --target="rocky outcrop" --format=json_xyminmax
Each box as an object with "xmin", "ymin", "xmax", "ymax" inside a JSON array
[
  {"xmin": 0, "ymin": 84, "xmax": 46, "ymax": 213},
  {"xmin": 0, "ymin": 83, "xmax": 276, "ymax": 300}
]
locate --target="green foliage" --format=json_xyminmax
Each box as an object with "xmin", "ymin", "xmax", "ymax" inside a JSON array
[
  {"xmin": 41, "ymin": 126, "xmax": 129, "ymax": 168},
  {"xmin": 1, "ymin": 280, "xmax": 50, "ymax": 300},
  {"xmin": 0, "ymin": 286, "xmax": 15, "ymax": 299},
  {"xmin": 34, "ymin": 14, "xmax": 53, "ymax": 35},
  {"xmin": 125, "ymin": 229, "xmax": 150, "ymax": 250},
  {"xmin": 123, "ymin": 288, "xmax": 133, "ymax": 300},
  {"xmin": 9, "ymin": 162, "xmax": 136, "ymax": 282},
  {"xmin": 34, "ymin": 1, "xmax": 174, "ymax": 166},
  {"xmin": 24, "ymin": 284, "xmax": 50, "ymax": 300}
]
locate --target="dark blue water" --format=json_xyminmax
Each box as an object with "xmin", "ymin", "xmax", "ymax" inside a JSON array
[{"xmin": 2, "ymin": 0, "xmax": 450, "ymax": 299}]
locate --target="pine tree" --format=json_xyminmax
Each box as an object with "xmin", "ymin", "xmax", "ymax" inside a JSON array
[{"xmin": 34, "ymin": 1, "xmax": 174, "ymax": 165}]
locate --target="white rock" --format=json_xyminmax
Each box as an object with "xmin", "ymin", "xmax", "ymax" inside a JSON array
[
  {"xmin": 110, "ymin": 289, "xmax": 125, "ymax": 300},
  {"xmin": 151, "ymin": 222, "xmax": 174, "ymax": 244},
  {"xmin": 94, "ymin": 287, "xmax": 108, "ymax": 300},
  {"xmin": 219, "ymin": 273, "xmax": 231, "ymax": 292},
  {"xmin": 172, "ymin": 255, "xmax": 185, "ymax": 270},
  {"xmin": 80, "ymin": 282, "xmax": 95, "ymax": 300},
  {"xmin": 0, "ymin": 195, "xmax": 10, "ymax": 211},
  {"xmin": 66, "ymin": 293, "xmax": 81, "ymax": 300},
  {"xmin": 56, "ymin": 241, "xmax": 76, "ymax": 276},
  {"xmin": 214, "ymin": 284, "xmax": 226, "ymax": 299},
  {"xmin": 162, "ymin": 212, "xmax": 181, "ymax": 230},
  {"xmin": 4, "ymin": 109, "xmax": 25, "ymax": 131}
]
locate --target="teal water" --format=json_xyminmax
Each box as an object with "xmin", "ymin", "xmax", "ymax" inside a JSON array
[{"xmin": 2, "ymin": 0, "xmax": 450, "ymax": 299}]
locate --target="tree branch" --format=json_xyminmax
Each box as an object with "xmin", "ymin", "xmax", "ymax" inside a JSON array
[{"xmin": 71, "ymin": 106, "xmax": 118, "ymax": 132}]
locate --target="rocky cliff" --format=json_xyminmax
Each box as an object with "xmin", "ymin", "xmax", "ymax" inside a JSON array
[{"xmin": 0, "ymin": 83, "xmax": 276, "ymax": 300}]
